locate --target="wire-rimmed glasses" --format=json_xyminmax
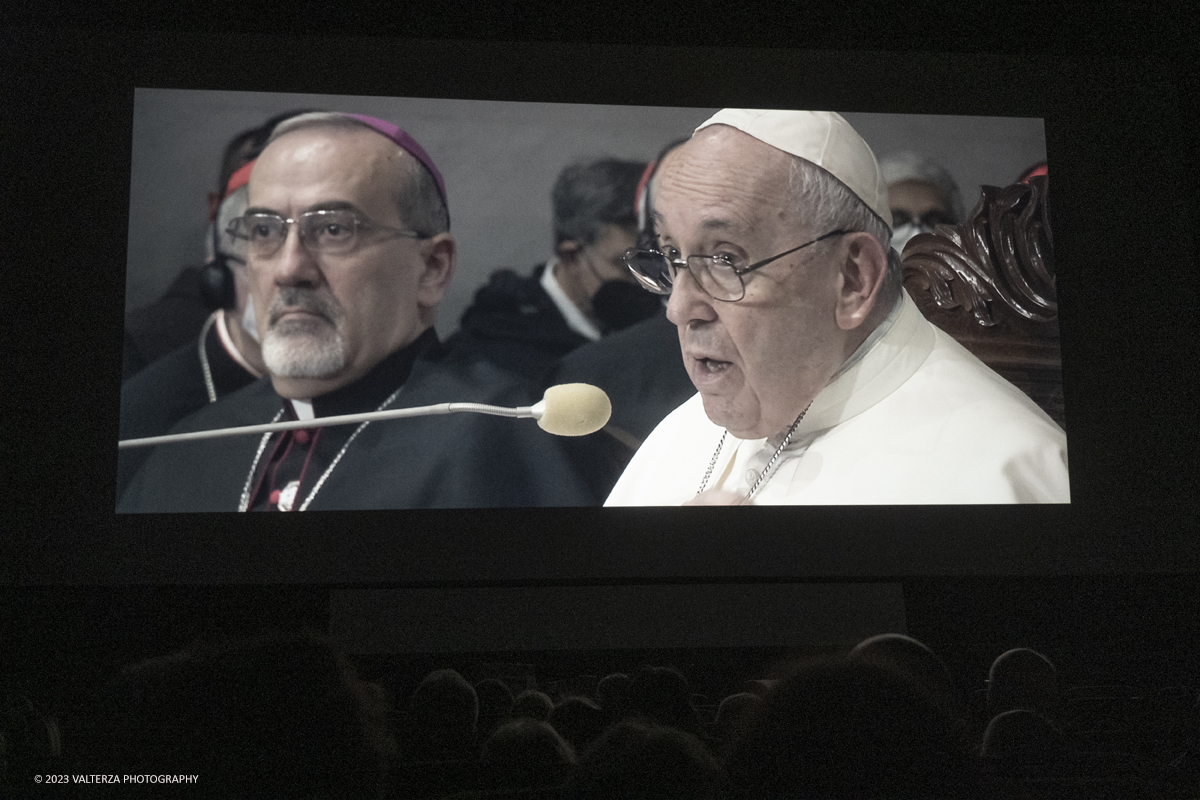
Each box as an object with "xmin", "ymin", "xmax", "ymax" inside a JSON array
[
  {"xmin": 622, "ymin": 228, "xmax": 854, "ymax": 302},
  {"xmin": 227, "ymin": 209, "xmax": 424, "ymax": 258}
]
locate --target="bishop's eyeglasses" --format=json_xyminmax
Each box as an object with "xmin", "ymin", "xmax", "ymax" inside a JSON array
[
  {"xmin": 622, "ymin": 228, "xmax": 854, "ymax": 302},
  {"xmin": 227, "ymin": 209, "xmax": 424, "ymax": 258}
]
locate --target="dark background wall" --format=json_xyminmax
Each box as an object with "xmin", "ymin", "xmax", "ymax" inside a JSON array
[
  {"xmin": 126, "ymin": 89, "xmax": 1046, "ymax": 336},
  {"xmin": 3, "ymin": 6, "xmax": 1196, "ymax": 756}
]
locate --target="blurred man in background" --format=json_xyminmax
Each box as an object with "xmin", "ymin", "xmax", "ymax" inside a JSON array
[
  {"xmin": 116, "ymin": 161, "xmax": 266, "ymax": 499},
  {"xmin": 121, "ymin": 109, "xmax": 313, "ymax": 380},
  {"xmin": 451, "ymin": 158, "xmax": 657, "ymax": 380},
  {"xmin": 547, "ymin": 140, "xmax": 695, "ymax": 449},
  {"xmin": 878, "ymin": 151, "xmax": 964, "ymax": 255}
]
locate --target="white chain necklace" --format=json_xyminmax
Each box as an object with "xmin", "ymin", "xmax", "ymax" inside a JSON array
[
  {"xmin": 198, "ymin": 311, "xmax": 219, "ymax": 404},
  {"xmin": 237, "ymin": 385, "xmax": 405, "ymax": 512},
  {"xmin": 696, "ymin": 402, "xmax": 812, "ymax": 500}
]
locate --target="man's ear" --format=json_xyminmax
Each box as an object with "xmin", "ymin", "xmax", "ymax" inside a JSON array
[
  {"xmin": 555, "ymin": 239, "xmax": 583, "ymax": 267},
  {"xmin": 416, "ymin": 233, "xmax": 456, "ymax": 309},
  {"xmin": 835, "ymin": 233, "xmax": 890, "ymax": 330}
]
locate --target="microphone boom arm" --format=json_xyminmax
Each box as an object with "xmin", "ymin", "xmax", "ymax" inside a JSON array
[{"xmin": 118, "ymin": 401, "xmax": 538, "ymax": 449}]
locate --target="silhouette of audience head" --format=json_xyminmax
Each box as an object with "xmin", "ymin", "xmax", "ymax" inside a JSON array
[
  {"xmin": 980, "ymin": 708, "xmax": 1067, "ymax": 765},
  {"xmin": 511, "ymin": 688, "xmax": 554, "ymax": 721},
  {"xmin": 597, "ymin": 672, "xmax": 631, "ymax": 722},
  {"xmin": 625, "ymin": 665, "xmax": 701, "ymax": 734},
  {"xmin": 481, "ymin": 717, "xmax": 575, "ymax": 791},
  {"xmin": 722, "ymin": 658, "xmax": 977, "ymax": 799},
  {"xmin": 406, "ymin": 668, "xmax": 479, "ymax": 760},
  {"xmin": 987, "ymin": 648, "xmax": 1060, "ymax": 719},
  {"xmin": 82, "ymin": 630, "xmax": 389, "ymax": 798},
  {"xmin": 850, "ymin": 632, "xmax": 966, "ymax": 723},
  {"xmin": 570, "ymin": 718, "xmax": 720, "ymax": 800},
  {"xmin": 549, "ymin": 694, "xmax": 607, "ymax": 755},
  {"xmin": 474, "ymin": 677, "xmax": 515, "ymax": 741},
  {"xmin": 713, "ymin": 691, "xmax": 764, "ymax": 748}
]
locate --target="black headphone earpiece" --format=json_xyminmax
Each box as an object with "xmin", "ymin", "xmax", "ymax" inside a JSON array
[
  {"xmin": 200, "ymin": 257, "xmax": 235, "ymax": 310},
  {"xmin": 200, "ymin": 217, "xmax": 236, "ymax": 310}
]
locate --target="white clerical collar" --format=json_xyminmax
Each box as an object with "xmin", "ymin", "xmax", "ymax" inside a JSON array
[
  {"xmin": 707, "ymin": 291, "xmax": 935, "ymax": 495},
  {"xmin": 830, "ymin": 290, "xmax": 904, "ymax": 382},
  {"xmin": 753, "ymin": 290, "xmax": 928, "ymax": 446},
  {"xmin": 797, "ymin": 289, "xmax": 936, "ymax": 436},
  {"xmin": 290, "ymin": 399, "xmax": 315, "ymax": 421},
  {"xmin": 214, "ymin": 309, "xmax": 263, "ymax": 378},
  {"xmin": 541, "ymin": 257, "xmax": 603, "ymax": 341}
]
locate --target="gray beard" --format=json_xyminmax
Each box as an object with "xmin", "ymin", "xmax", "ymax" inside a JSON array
[{"xmin": 261, "ymin": 318, "xmax": 346, "ymax": 379}]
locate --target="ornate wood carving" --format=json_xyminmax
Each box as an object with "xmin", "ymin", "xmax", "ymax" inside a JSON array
[{"xmin": 901, "ymin": 177, "xmax": 1065, "ymax": 429}]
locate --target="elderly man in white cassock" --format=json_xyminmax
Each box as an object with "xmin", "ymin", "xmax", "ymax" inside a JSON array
[{"xmin": 605, "ymin": 109, "xmax": 1069, "ymax": 506}]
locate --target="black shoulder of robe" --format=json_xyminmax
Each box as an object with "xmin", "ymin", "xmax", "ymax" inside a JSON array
[
  {"xmin": 117, "ymin": 337, "xmax": 606, "ymax": 512},
  {"xmin": 122, "ymin": 266, "xmax": 215, "ymax": 381},
  {"xmin": 547, "ymin": 310, "xmax": 695, "ymax": 444},
  {"xmin": 116, "ymin": 317, "xmax": 258, "ymax": 502},
  {"xmin": 448, "ymin": 264, "xmax": 590, "ymax": 380}
]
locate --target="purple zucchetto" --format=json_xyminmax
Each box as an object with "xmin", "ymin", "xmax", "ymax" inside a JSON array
[{"xmin": 342, "ymin": 113, "xmax": 449, "ymax": 216}]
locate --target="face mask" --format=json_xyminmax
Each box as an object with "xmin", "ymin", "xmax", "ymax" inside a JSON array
[
  {"xmin": 591, "ymin": 280, "xmax": 664, "ymax": 334},
  {"xmin": 891, "ymin": 221, "xmax": 932, "ymax": 255},
  {"xmin": 241, "ymin": 300, "xmax": 260, "ymax": 343}
]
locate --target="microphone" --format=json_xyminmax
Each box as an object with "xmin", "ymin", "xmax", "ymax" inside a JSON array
[
  {"xmin": 117, "ymin": 383, "xmax": 612, "ymax": 449},
  {"xmin": 531, "ymin": 383, "xmax": 612, "ymax": 436}
]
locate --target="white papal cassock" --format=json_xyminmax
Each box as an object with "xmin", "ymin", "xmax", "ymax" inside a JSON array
[{"xmin": 605, "ymin": 290, "xmax": 1069, "ymax": 506}]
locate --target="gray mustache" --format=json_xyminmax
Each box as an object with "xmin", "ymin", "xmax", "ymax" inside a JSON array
[{"xmin": 267, "ymin": 288, "xmax": 343, "ymax": 327}]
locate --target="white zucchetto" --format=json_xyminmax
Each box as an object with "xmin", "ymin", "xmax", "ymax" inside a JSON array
[{"xmin": 695, "ymin": 109, "xmax": 893, "ymax": 231}]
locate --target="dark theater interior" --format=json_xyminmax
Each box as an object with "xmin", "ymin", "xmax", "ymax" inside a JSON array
[{"xmin": 3, "ymin": 5, "xmax": 1197, "ymax": 798}]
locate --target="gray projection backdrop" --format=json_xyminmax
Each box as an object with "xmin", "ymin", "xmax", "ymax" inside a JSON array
[{"xmin": 126, "ymin": 88, "xmax": 1046, "ymax": 337}]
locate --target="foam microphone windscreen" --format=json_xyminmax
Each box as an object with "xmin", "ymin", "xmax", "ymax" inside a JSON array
[{"xmin": 536, "ymin": 384, "xmax": 612, "ymax": 436}]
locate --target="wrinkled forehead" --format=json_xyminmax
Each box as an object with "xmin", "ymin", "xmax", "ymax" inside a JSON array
[
  {"xmin": 248, "ymin": 126, "xmax": 412, "ymax": 208},
  {"xmin": 653, "ymin": 127, "xmax": 795, "ymax": 235}
]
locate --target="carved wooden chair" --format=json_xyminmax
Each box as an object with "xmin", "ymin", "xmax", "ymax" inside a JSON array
[{"xmin": 901, "ymin": 176, "xmax": 1064, "ymax": 430}]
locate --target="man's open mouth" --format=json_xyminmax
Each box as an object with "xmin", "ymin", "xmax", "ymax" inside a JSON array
[{"xmin": 697, "ymin": 357, "xmax": 732, "ymax": 374}]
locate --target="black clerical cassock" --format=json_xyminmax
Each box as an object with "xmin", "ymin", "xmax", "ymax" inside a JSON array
[
  {"xmin": 117, "ymin": 331, "xmax": 615, "ymax": 511},
  {"xmin": 118, "ymin": 311, "xmax": 260, "ymax": 501}
]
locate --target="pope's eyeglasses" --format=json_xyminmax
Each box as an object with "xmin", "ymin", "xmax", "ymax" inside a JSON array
[{"xmin": 622, "ymin": 228, "xmax": 854, "ymax": 302}]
